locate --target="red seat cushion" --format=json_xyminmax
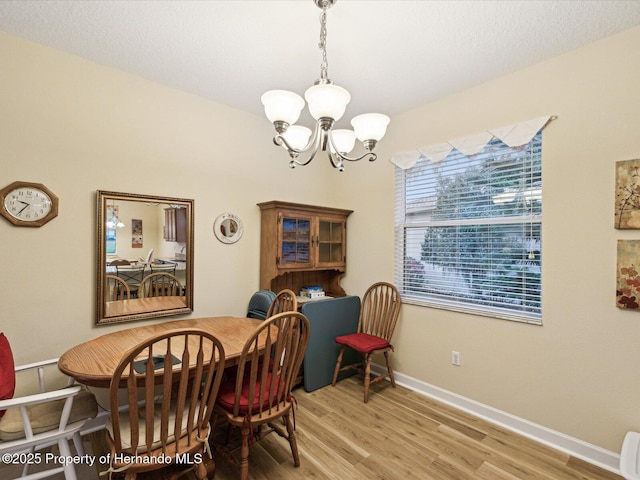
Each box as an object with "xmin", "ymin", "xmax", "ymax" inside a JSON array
[
  {"xmin": 0, "ymin": 333, "xmax": 16, "ymax": 420},
  {"xmin": 216, "ymin": 373, "xmax": 283, "ymax": 415},
  {"xmin": 335, "ymin": 333, "xmax": 391, "ymax": 354}
]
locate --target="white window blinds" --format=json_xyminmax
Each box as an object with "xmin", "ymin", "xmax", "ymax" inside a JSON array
[{"xmin": 394, "ymin": 132, "xmax": 543, "ymax": 324}]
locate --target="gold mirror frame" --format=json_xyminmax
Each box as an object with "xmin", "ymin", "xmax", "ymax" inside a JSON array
[{"xmin": 96, "ymin": 190, "xmax": 194, "ymax": 325}]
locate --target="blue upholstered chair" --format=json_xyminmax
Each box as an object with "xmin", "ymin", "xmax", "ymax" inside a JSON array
[{"xmin": 246, "ymin": 290, "xmax": 276, "ymax": 320}]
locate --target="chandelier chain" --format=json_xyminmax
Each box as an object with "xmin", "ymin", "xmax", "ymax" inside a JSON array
[
  {"xmin": 262, "ymin": 0, "xmax": 389, "ymax": 170},
  {"xmin": 319, "ymin": 7, "xmax": 329, "ymax": 81}
]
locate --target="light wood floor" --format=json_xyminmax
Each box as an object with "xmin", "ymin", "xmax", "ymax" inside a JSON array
[{"xmin": 1, "ymin": 376, "xmax": 624, "ymax": 479}]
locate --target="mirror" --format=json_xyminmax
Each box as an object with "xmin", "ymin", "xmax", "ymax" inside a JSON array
[
  {"xmin": 96, "ymin": 190, "xmax": 194, "ymax": 325},
  {"xmin": 213, "ymin": 213, "xmax": 243, "ymax": 244}
]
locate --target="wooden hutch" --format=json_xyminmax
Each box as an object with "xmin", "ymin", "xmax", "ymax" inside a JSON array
[{"xmin": 258, "ymin": 201, "xmax": 353, "ymax": 297}]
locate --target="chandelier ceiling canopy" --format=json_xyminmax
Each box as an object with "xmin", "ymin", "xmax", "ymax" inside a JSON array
[{"xmin": 261, "ymin": 0, "xmax": 390, "ymax": 171}]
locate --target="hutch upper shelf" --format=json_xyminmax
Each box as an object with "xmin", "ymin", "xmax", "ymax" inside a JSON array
[{"xmin": 258, "ymin": 201, "xmax": 353, "ymax": 297}]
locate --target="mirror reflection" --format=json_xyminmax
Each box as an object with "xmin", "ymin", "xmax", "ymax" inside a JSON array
[
  {"xmin": 214, "ymin": 213, "xmax": 243, "ymax": 244},
  {"xmin": 220, "ymin": 218, "xmax": 238, "ymax": 237},
  {"xmin": 96, "ymin": 191, "xmax": 194, "ymax": 325}
]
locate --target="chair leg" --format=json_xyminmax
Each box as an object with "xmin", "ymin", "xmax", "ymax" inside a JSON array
[
  {"xmin": 384, "ymin": 351, "xmax": 396, "ymax": 388},
  {"xmin": 226, "ymin": 423, "xmax": 234, "ymax": 444},
  {"xmin": 194, "ymin": 455, "xmax": 214, "ymax": 480},
  {"xmin": 331, "ymin": 346, "xmax": 346, "ymax": 386},
  {"xmin": 239, "ymin": 424, "xmax": 250, "ymax": 480},
  {"xmin": 284, "ymin": 413, "xmax": 301, "ymax": 467},
  {"xmin": 21, "ymin": 446, "xmax": 35, "ymax": 477},
  {"xmin": 58, "ymin": 438, "xmax": 78, "ymax": 480},
  {"xmin": 363, "ymin": 354, "xmax": 372, "ymax": 403},
  {"xmin": 72, "ymin": 431, "xmax": 85, "ymax": 456}
]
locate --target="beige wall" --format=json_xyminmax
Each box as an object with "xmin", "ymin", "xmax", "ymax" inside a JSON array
[
  {"xmin": 354, "ymin": 25, "xmax": 640, "ymax": 453},
  {"xmin": 0, "ymin": 30, "xmax": 340, "ymax": 361},
  {"xmin": 1, "ymin": 23, "xmax": 639, "ymax": 455}
]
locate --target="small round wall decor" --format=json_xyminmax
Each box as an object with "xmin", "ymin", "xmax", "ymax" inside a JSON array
[{"xmin": 214, "ymin": 213, "xmax": 243, "ymax": 244}]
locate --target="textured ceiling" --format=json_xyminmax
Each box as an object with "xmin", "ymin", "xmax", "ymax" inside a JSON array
[{"xmin": 1, "ymin": 0, "xmax": 640, "ymax": 127}]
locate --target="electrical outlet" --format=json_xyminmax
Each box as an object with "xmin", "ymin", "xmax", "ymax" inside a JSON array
[{"xmin": 452, "ymin": 351, "xmax": 461, "ymax": 366}]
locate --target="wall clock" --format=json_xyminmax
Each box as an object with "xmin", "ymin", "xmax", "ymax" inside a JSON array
[{"xmin": 0, "ymin": 181, "xmax": 59, "ymax": 227}]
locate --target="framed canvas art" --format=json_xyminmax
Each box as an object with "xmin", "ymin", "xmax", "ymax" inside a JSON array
[
  {"xmin": 615, "ymin": 159, "xmax": 640, "ymax": 229},
  {"xmin": 616, "ymin": 239, "xmax": 640, "ymax": 310},
  {"xmin": 132, "ymin": 219, "xmax": 142, "ymax": 248}
]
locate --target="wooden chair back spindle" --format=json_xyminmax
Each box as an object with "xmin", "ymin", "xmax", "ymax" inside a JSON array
[
  {"xmin": 359, "ymin": 281, "xmax": 401, "ymax": 341},
  {"xmin": 139, "ymin": 272, "xmax": 182, "ymax": 298},
  {"xmin": 106, "ymin": 329, "xmax": 225, "ymax": 479},
  {"xmin": 104, "ymin": 274, "xmax": 131, "ymax": 302},
  {"xmin": 266, "ymin": 288, "xmax": 298, "ymax": 317}
]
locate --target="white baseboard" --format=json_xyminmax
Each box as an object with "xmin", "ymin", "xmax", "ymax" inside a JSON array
[
  {"xmin": 81, "ymin": 368, "xmax": 622, "ymax": 475},
  {"xmin": 370, "ymin": 365, "xmax": 622, "ymax": 475}
]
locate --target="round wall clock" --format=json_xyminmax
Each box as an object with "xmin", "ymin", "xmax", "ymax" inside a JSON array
[{"xmin": 0, "ymin": 181, "xmax": 59, "ymax": 227}]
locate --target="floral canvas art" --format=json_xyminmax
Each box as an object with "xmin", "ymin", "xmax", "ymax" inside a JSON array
[
  {"xmin": 616, "ymin": 240, "xmax": 640, "ymax": 310},
  {"xmin": 615, "ymin": 159, "xmax": 640, "ymax": 228},
  {"xmin": 131, "ymin": 219, "xmax": 142, "ymax": 248}
]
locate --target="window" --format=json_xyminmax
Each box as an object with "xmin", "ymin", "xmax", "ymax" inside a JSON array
[
  {"xmin": 394, "ymin": 132, "xmax": 542, "ymax": 324},
  {"xmin": 106, "ymin": 205, "xmax": 118, "ymax": 254}
]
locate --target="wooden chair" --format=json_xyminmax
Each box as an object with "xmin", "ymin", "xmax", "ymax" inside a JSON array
[
  {"xmin": 246, "ymin": 290, "xmax": 276, "ymax": 320},
  {"xmin": 116, "ymin": 264, "xmax": 146, "ymax": 298},
  {"xmin": 108, "ymin": 259, "xmax": 130, "ymax": 266},
  {"xmin": 105, "ymin": 328, "xmax": 225, "ymax": 480},
  {"xmin": 105, "ymin": 274, "xmax": 131, "ymax": 301},
  {"xmin": 331, "ymin": 282, "xmax": 402, "ymax": 403},
  {"xmin": 0, "ymin": 359, "xmax": 98, "ymax": 480},
  {"xmin": 139, "ymin": 272, "xmax": 182, "ymax": 298},
  {"xmin": 266, "ymin": 289, "xmax": 301, "ymax": 386},
  {"xmin": 227, "ymin": 289, "xmax": 299, "ymax": 388},
  {"xmin": 212, "ymin": 312, "xmax": 310, "ymax": 480},
  {"xmin": 150, "ymin": 261, "xmax": 177, "ymax": 276},
  {"xmin": 266, "ymin": 288, "xmax": 298, "ymax": 317}
]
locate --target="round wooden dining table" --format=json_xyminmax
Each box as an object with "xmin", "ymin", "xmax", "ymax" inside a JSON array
[{"xmin": 58, "ymin": 316, "xmax": 266, "ymax": 388}]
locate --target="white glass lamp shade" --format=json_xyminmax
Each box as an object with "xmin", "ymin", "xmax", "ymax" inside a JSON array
[
  {"xmin": 330, "ymin": 129, "xmax": 356, "ymax": 154},
  {"xmin": 261, "ymin": 90, "xmax": 305, "ymax": 125},
  {"xmin": 304, "ymin": 84, "xmax": 351, "ymax": 121},
  {"xmin": 351, "ymin": 113, "xmax": 391, "ymax": 141},
  {"xmin": 282, "ymin": 125, "xmax": 312, "ymax": 150}
]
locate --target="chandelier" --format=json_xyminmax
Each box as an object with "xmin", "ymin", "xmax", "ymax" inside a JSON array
[
  {"xmin": 261, "ymin": 0, "xmax": 390, "ymax": 171},
  {"xmin": 106, "ymin": 203, "xmax": 125, "ymax": 229}
]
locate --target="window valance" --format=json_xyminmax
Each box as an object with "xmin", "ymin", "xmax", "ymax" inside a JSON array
[{"xmin": 390, "ymin": 115, "xmax": 555, "ymax": 169}]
